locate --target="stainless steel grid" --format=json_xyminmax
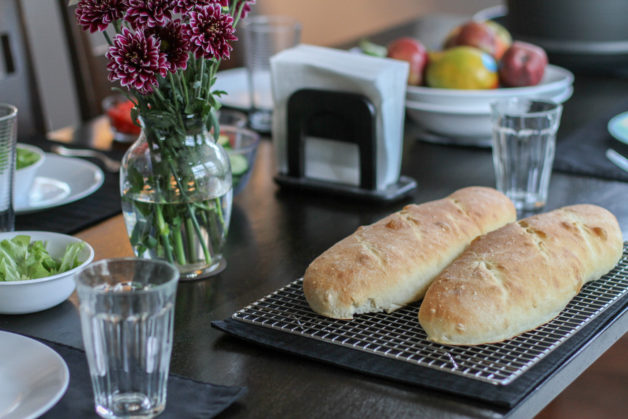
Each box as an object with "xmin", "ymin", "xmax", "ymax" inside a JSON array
[{"xmin": 233, "ymin": 244, "xmax": 628, "ymax": 385}]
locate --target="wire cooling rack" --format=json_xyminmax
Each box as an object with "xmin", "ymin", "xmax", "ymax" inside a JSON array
[{"xmin": 233, "ymin": 244, "xmax": 628, "ymax": 386}]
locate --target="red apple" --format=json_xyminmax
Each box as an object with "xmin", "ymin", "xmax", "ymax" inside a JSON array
[
  {"xmin": 444, "ymin": 21, "xmax": 498, "ymax": 58},
  {"xmin": 499, "ymin": 41, "xmax": 548, "ymax": 87},
  {"xmin": 387, "ymin": 37, "xmax": 428, "ymax": 86}
]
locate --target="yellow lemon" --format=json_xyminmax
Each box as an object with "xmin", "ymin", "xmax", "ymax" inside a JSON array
[{"xmin": 426, "ymin": 46, "xmax": 498, "ymax": 89}]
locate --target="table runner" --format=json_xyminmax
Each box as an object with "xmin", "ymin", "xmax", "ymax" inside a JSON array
[
  {"xmin": 553, "ymin": 100, "xmax": 628, "ymax": 182},
  {"xmin": 39, "ymin": 338, "xmax": 246, "ymax": 418},
  {"xmin": 15, "ymin": 136, "xmax": 123, "ymax": 234}
]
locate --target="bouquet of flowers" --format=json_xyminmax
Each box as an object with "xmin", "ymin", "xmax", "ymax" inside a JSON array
[{"xmin": 73, "ymin": 0, "xmax": 255, "ymax": 278}]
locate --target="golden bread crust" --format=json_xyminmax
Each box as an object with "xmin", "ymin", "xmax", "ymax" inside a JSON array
[
  {"xmin": 418, "ymin": 204, "xmax": 624, "ymax": 345},
  {"xmin": 303, "ymin": 187, "xmax": 516, "ymax": 319}
]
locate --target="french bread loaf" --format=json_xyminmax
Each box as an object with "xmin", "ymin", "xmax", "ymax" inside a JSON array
[
  {"xmin": 418, "ymin": 204, "xmax": 624, "ymax": 346},
  {"xmin": 303, "ymin": 187, "xmax": 517, "ymax": 319}
]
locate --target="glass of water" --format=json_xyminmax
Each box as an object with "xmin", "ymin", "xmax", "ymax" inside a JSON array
[
  {"xmin": 75, "ymin": 258, "xmax": 179, "ymax": 419},
  {"xmin": 490, "ymin": 98, "xmax": 563, "ymax": 213},
  {"xmin": 0, "ymin": 104, "xmax": 18, "ymax": 232},
  {"xmin": 241, "ymin": 15, "xmax": 301, "ymax": 132}
]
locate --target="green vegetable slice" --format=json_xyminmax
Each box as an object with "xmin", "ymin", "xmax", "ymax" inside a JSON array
[
  {"xmin": 16, "ymin": 148, "xmax": 41, "ymax": 170},
  {"xmin": 229, "ymin": 154, "xmax": 249, "ymax": 176}
]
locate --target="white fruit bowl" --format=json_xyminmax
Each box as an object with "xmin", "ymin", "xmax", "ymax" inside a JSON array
[
  {"xmin": 406, "ymin": 85, "xmax": 573, "ymax": 144},
  {"xmin": 406, "ymin": 64, "xmax": 574, "ymax": 110},
  {"xmin": 0, "ymin": 231, "xmax": 95, "ymax": 314}
]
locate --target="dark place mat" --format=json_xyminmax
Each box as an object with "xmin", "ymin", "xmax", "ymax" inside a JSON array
[
  {"xmin": 38, "ymin": 338, "xmax": 246, "ymax": 419},
  {"xmin": 212, "ymin": 285, "xmax": 628, "ymax": 410},
  {"xmin": 553, "ymin": 100, "xmax": 628, "ymax": 182},
  {"xmin": 15, "ymin": 136, "xmax": 123, "ymax": 234}
]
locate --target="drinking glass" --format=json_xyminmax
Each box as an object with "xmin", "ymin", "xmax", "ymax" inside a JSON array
[
  {"xmin": 0, "ymin": 104, "xmax": 17, "ymax": 232},
  {"xmin": 75, "ymin": 258, "xmax": 179, "ymax": 419},
  {"xmin": 491, "ymin": 98, "xmax": 562, "ymax": 213},
  {"xmin": 241, "ymin": 15, "xmax": 301, "ymax": 132}
]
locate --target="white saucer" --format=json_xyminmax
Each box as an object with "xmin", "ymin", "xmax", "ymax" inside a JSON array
[
  {"xmin": 15, "ymin": 153, "xmax": 105, "ymax": 214},
  {"xmin": 608, "ymin": 110, "xmax": 628, "ymax": 145},
  {"xmin": 214, "ymin": 67, "xmax": 272, "ymax": 111},
  {"xmin": 0, "ymin": 331, "xmax": 69, "ymax": 419}
]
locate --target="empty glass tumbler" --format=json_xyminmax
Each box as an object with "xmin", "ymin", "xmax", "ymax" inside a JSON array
[
  {"xmin": 75, "ymin": 258, "xmax": 179, "ymax": 419},
  {"xmin": 491, "ymin": 98, "xmax": 563, "ymax": 213},
  {"xmin": 0, "ymin": 104, "xmax": 18, "ymax": 232}
]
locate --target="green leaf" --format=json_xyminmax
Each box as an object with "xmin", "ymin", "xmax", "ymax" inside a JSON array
[{"xmin": 0, "ymin": 236, "xmax": 87, "ymax": 281}]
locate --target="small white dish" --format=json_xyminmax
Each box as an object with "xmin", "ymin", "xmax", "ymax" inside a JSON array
[
  {"xmin": 406, "ymin": 85, "xmax": 573, "ymax": 144},
  {"xmin": 14, "ymin": 153, "xmax": 104, "ymax": 214},
  {"xmin": 0, "ymin": 231, "xmax": 95, "ymax": 314},
  {"xmin": 14, "ymin": 143, "xmax": 45, "ymax": 207},
  {"xmin": 608, "ymin": 111, "xmax": 628, "ymax": 145},
  {"xmin": 0, "ymin": 331, "xmax": 69, "ymax": 419},
  {"xmin": 214, "ymin": 67, "xmax": 272, "ymax": 111}
]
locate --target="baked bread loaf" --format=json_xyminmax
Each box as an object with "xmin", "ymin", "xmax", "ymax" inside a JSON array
[
  {"xmin": 419, "ymin": 204, "xmax": 623, "ymax": 346},
  {"xmin": 303, "ymin": 187, "xmax": 516, "ymax": 319}
]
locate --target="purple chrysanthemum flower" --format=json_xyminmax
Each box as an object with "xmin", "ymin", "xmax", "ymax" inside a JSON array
[
  {"xmin": 106, "ymin": 28, "xmax": 168, "ymax": 94},
  {"xmin": 75, "ymin": 0, "xmax": 127, "ymax": 33},
  {"xmin": 174, "ymin": 0, "xmax": 224, "ymax": 14},
  {"xmin": 188, "ymin": 5, "xmax": 237, "ymax": 60},
  {"xmin": 146, "ymin": 19, "xmax": 190, "ymax": 72},
  {"xmin": 235, "ymin": 0, "xmax": 255, "ymax": 19},
  {"xmin": 125, "ymin": 0, "xmax": 175, "ymax": 29}
]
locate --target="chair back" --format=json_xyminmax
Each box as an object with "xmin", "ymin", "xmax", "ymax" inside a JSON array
[{"xmin": 0, "ymin": 0, "xmax": 45, "ymax": 139}]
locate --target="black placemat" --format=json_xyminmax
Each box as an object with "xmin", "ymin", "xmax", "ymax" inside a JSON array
[
  {"xmin": 212, "ymin": 288, "xmax": 628, "ymax": 410},
  {"xmin": 15, "ymin": 136, "xmax": 123, "ymax": 234},
  {"xmin": 38, "ymin": 338, "xmax": 246, "ymax": 419},
  {"xmin": 553, "ymin": 100, "xmax": 628, "ymax": 182}
]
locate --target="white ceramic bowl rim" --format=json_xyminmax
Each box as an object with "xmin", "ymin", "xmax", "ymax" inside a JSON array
[
  {"xmin": 405, "ymin": 100, "xmax": 491, "ymax": 115},
  {"xmin": 16, "ymin": 143, "xmax": 45, "ymax": 171},
  {"xmin": 0, "ymin": 231, "xmax": 95, "ymax": 286},
  {"xmin": 406, "ymin": 64, "xmax": 574, "ymax": 97},
  {"xmin": 406, "ymin": 85, "xmax": 573, "ymax": 115}
]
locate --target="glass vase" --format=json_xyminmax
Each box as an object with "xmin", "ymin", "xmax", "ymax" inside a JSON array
[{"xmin": 120, "ymin": 115, "xmax": 232, "ymax": 280}]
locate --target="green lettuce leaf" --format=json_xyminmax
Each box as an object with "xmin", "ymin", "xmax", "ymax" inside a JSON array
[{"xmin": 0, "ymin": 235, "xmax": 85, "ymax": 281}]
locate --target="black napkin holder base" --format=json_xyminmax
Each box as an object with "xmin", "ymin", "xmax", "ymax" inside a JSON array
[{"xmin": 274, "ymin": 88, "xmax": 416, "ymax": 202}]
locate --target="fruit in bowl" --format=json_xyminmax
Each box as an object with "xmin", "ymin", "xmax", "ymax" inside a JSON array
[
  {"xmin": 14, "ymin": 143, "xmax": 45, "ymax": 206},
  {"xmin": 0, "ymin": 231, "xmax": 95, "ymax": 314},
  {"xmin": 444, "ymin": 20, "xmax": 512, "ymax": 60},
  {"xmin": 386, "ymin": 37, "xmax": 428, "ymax": 86},
  {"xmin": 426, "ymin": 46, "xmax": 499, "ymax": 89},
  {"xmin": 499, "ymin": 41, "xmax": 548, "ymax": 87}
]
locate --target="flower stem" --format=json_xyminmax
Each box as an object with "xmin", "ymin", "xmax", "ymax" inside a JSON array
[
  {"xmin": 185, "ymin": 218, "xmax": 197, "ymax": 263},
  {"xmin": 173, "ymin": 227, "xmax": 187, "ymax": 266},
  {"xmin": 155, "ymin": 203, "xmax": 174, "ymax": 264}
]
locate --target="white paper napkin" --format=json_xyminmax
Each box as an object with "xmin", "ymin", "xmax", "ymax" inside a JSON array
[{"xmin": 270, "ymin": 44, "xmax": 409, "ymax": 190}]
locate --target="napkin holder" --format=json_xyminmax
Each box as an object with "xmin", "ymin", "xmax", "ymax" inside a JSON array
[{"xmin": 274, "ymin": 89, "xmax": 416, "ymax": 202}]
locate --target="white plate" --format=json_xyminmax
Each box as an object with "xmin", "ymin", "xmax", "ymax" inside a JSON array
[
  {"xmin": 214, "ymin": 67, "xmax": 272, "ymax": 111},
  {"xmin": 608, "ymin": 111, "xmax": 628, "ymax": 145},
  {"xmin": 0, "ymin": 331, "xmax": 69, "ymax": 419},
  {"xmin": 15, "ymin": 154, "xmax": 105, "ymax": 214}
]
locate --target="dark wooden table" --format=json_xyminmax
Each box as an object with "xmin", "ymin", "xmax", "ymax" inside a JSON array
[{"xmin": 3, "ymin": 18, "xmax": 628, "ymax": 419}]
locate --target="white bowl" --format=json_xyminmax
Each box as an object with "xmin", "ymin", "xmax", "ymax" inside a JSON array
[
  {"xmin": 405, "ymin": 85, "xmax": 573, "ymax": 143},
  {"xmin": 0, "ymin": 231, "xmax": 95, "ymax": 314},
  {"xmin": 14, "ymin": 143, "xmax": 45, "ymax": 206},
  {"xmin": 406, "ymin": 64, "xmax": 574, "ymax": 110}
]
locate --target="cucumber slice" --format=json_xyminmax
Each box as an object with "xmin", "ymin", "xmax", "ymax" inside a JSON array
[
  {"xmin": 229, "ymin": 153, "xmax": 249, "ymax": 176},
  {"xmin": 218, "ymin": 134, "xmax": 230, "ymax": 148}
]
